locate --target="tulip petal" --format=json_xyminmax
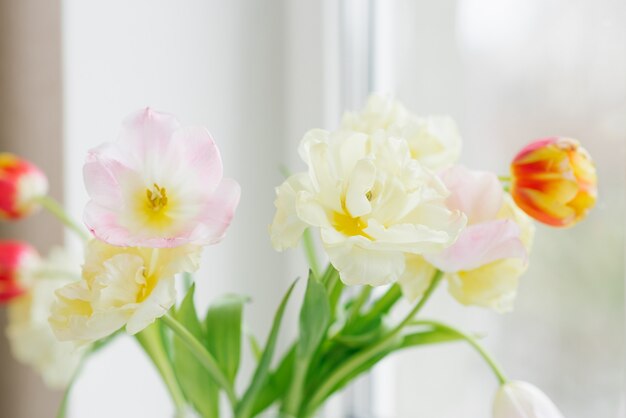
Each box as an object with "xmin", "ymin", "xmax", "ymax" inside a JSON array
[
  {"xmin": 270, "ymin": 174, "xmax": 311, "ymax": 251},
  {"xmin": 398, "ymin": 255, "xmax": 437, "ymax": 302},
  {"xmin": 427, "ymin": 220, "xmax": 527, "ymax": 273},
  {"xmin": 118, "ymin": 108, "xmax": 181, "ymax": 167},
  {"xmin": 345, "ymin": 159, "xmax": 376, "ymax": 217},
  {"xmin": 493, "ymin": 381, "xmax": 565, "ymax": 418},
  {"xmin": 326, "ymin": 238, "xmax": 405, "ymax": 286},
  {"xmin": 126, "ymin": 276, "xmax": 176, "ymax": 334},
  {"xmin": 189, "ymin": 177, "xmax": 241, "ymax": 245},
  {"xmin": 440, "ymin": 166, "xmax": 503, "ymax": 224},
  {"xmin": 447, "ymin": 258, "xmax": 525, "ymax": 312}
]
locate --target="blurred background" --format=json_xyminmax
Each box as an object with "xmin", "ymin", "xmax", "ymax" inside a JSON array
[{"xmin": 0, "ymin": 0, "xmax": 624, "ymax": 417}]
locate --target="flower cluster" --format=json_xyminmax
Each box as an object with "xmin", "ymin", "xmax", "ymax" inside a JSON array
[
  {"xmin": 270, "ymin": 95, "xmax": 594, "ymax": 312},
  {"xmin": 0, "ymin": 99, "xmax": 595, "ymax": 418},
  {"xmin": 50, "ymin": 108, "xmax": 240, "ymax": 343}
]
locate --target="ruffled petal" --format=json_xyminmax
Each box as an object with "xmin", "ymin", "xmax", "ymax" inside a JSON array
[
  {"xmin": 126, "ymin": 276, "xmax": 176, "ymax": 334},
  {"xmin": 270, "ymin": 174, "xmax": 311, "ymax": 250}
]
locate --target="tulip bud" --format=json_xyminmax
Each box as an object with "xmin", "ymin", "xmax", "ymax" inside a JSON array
[
  {"xmin": 0, "ymin": 241, "xmax": 39, "ymax": 303},
  {"xmin": 493, "ymin": 381, "xmax": 564, "ymax": 418},
  {"xmin": 0, "ymin": 153, "xmax": 49, "ymax": 220},
  {"xmin": 510, "ymin": 137, "xmax": 597, "ymax": 227}
]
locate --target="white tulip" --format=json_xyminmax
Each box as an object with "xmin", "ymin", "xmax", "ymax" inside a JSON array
[
  {"xmin": 493, "ymin": 381, "xmax": 565, "ymax": 418},
  {"xmin": 270, "ymin": 129, "xmax": 465, "ymax": 286},
  {"xmin": 6, "ymin": 248, "xmax": 84, "ymax": 388},
  {"xmin": 341, "ymin": 95, "xmax": 462, "ymax": 170}
]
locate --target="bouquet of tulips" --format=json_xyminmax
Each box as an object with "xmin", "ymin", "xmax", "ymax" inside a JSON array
[{"xmin": 0, "ymin": 96, "xmax": 596, "ymax": 418}]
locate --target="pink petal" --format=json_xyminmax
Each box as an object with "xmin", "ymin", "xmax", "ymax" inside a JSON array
[
  {"xmin": 189, "ymin": 177, "xmax": 241, "ymax": 245},
  {"xmin": 83, "ymin": 201, "xmax": 133, "ymax": 246},
  {"xmin": 167, "ymin": 126, "xmax": 223, "ymax": 194},
  {"xmin": 426, "ymin": 219, "xmax": 527, "ymax": 272},
  {"xmin": 118, "ymin": 108, "xmax": 181, "ymax": 165},
  {"xmin": 83, "ymin": 154, "xmax": 135, "ymax": 209},
  {"xmin": 441, "ymin": 166, "xmax": 503, "ymax": 224}
]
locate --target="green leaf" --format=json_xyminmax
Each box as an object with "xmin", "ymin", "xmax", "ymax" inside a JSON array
[
  {"xmin": 251, "ymin": 345, "xmax": 296, "ymax": 416},
  {"xmin": 236, "ymin": 280, "xmax": 298, "ymax": 418},
  {"xmin": 172, "ymin": 284, "xmax": 219, "ymax": 418},
  {"xmin": 334, "ymin": 323, "xmax": 386, "ymax": 348},
  {"xmin": 135, "ymin": 321, "xmax": 186, "ymax": 411},
  {"xmin": 400, "ymin": 327, "xmax": 461, "ymax": 348},
  {"xmin": 316, "ymin": 327, "xmax": 463, "ymax": 401},
  {"xmin": 298, "ymin": 272, "xmax": 330, "ymax": 358},
  {"xmin": 246, "ymin": 327, "xmax": 263, "ymax": 362},
  {"xmin": 282, "ymin": 274, "xmax": 331, "ymax": 415},
  {"xmin": 205, "ymin": 294, "xmax": 247, "ymax": 383}
]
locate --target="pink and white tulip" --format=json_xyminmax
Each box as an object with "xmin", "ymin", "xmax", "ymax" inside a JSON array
[
  {"xmin": 400, "ymin": 166, "xmax": 534, "ymax": 311},
  {"xmin": 83, "ymin": 108, "xmax": 240, "ymax": 248},
  {"xmin": 427, "ymin": 166, "xmax": 527, "ymax": 272}
]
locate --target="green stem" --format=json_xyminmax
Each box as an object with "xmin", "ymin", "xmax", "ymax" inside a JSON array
[
  {"xmin": 347, "ymin": 286, "xmax": 372, "ymax": 323},
  {"xmin": 161, "ymin": 313, "xmax": 238, "ymax": 408},
  {"xmin": 303, "ymin": 271, "xmax": 443, "ymax": 415},
  {"xmin": 135, "ymin": 326, "xmax": 187, "ymax": 412},
  {"xmin": 363, "ymin": 283, "xmax": 402, "ymax": 321},
  {"xmin": 282, "ymin": 355, "xmax": 309, "ymax": 416},
  {"xmin": 302, "ymin": 229, "xmax": 321, "ymax": 279},
  {"xmin": 413, "ymin": 320, "xmax": 508, "ymax": 385},
  {"xmin": 37, "ymin": 196, "xmax": 90, "ymax": 241},
  {"xmin": 498, "ymin": 175, "xmax": 512, "ymax": 182},
  {"xmin": 388, "ymin": 270, "xmax": 443, "ymax": 334}
]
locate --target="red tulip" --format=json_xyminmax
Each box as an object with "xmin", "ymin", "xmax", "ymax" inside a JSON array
[
  {"xmin": 510, "ymin": 137, "xmax": 597, "ymax": 227},
  {"xmin": 0, "ymin": 241, "xmax": 39, "ymax": 303},
  {"xmin": 0, "ymin": 153, "xmax": 48, "ymax": 220}
]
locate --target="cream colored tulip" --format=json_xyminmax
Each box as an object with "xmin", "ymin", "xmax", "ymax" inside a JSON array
[
  {"xmin": 50, "ymin": 240, "xmax": 200, "ymax": 343},
  {"xmin": 341, "ymin": 95, "xmax": 462, "ymax": 170},
  {"xmin": 271, "ymin": 129, "xmax": 465, "ymax": 286}
]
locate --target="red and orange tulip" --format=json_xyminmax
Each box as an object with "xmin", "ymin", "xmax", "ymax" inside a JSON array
[
  {"xmin": 510, "ymin": 137, "xmax": 597, "ymax": 227},
  {"xmin": 0, "ymin": 240, "xmax": 38, "ymax": 303},
  {"xmin": 0, "ymin": 153, "xmax": 48, "ymax": 220}
]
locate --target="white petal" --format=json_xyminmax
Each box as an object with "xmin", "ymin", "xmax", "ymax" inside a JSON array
[
  {"xmin": 493, "ymin": 381, "xmax": 565, "ymax": 418},
  {"xmin": 345, "ymin": 159, "xmax": 376, "ymax": 217},
  {"xmin": 325, "ymin": 239, "xmax": 405, "ymax": 286},
  {"xmin": 397, "ymin": 255, "xmax": 437, "ymax": 302},
  {"xmin": 270, "ymin": 173, "xmax": 311, "ymax": 250}
]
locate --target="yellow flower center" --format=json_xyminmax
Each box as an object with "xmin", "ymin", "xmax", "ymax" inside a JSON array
[
  {"xmin": 146, "ymin": 183, "xmax": 168, "ymax": 212},
  {"xmin": 136, "ymin": 271, "xmax": 157, "ymax": 303},
  {"xmin": 138, "ymin": 183, "xmax": 175, "ymax": 229},
  {"xmin": 332, "ymin": 211, "xmax": 371, "ymax": 238}
]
